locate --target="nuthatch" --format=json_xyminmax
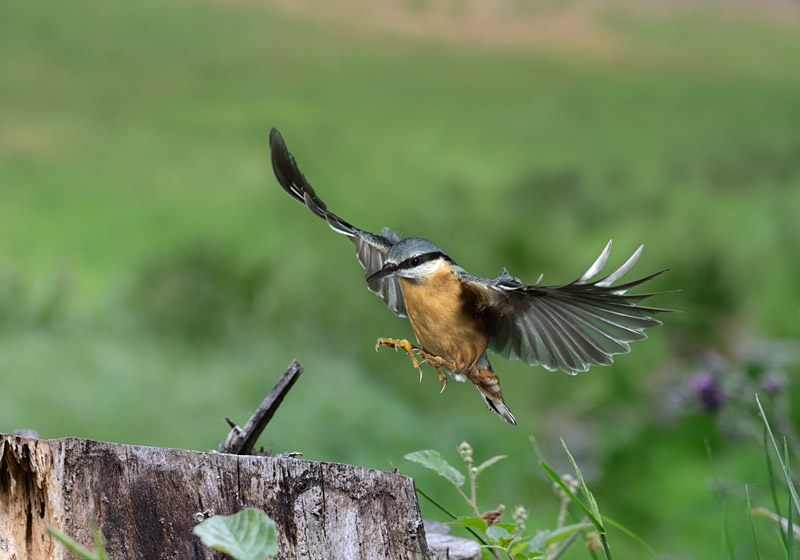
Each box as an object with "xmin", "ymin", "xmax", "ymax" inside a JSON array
[{"xmin": 270, "ymin": 129, "xmax": 669, "ymax": 425}]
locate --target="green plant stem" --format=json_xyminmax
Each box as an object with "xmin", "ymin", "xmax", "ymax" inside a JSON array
[
  {"xmin": 765, "ymin": 427, "xmax": 789, "ymax": 548},
  {"xmin": 600, "ymin": 532, "xmax": 613, "ymax": 560},
  {"xmin": 540, "ymin": 461, "xmax": 603, "ymax": 532},
  {"xmin": 458, "ymin": 450, "xmax": 501, "ymax": 560},
  {"xmin": 549, "ymin": 517, "xmax": 587, "ymax": 560},
  {"xmin": 415, "ymin": 486, "xmax": 459, "ymax": 521},
  {"xmin": 786, "ymin": 440, "xmax": 794, "ymax": 560},
  {"xmin": 601, "ymin": 516, "xmax": 656, "ymax": 556},
  {"xmin": 453, "ymin": 484, "xmax": 479, "ymax": 516},
  {"xmin": 757, "ymin": 395, "xmax": 800, "ymax": 515},
  {"xmin": 47, "ymin": 527, "xmax": 101, "ymax": 560},
  {"xmin": 556, "ymin": 495, "xmax": 569, "ymax": 529},
  {"xmin": 470, "ymin": 468, "xmax": 477, "ymax": 515},
  {"xmin": 745, "ymin": 486, "xmax": 762, "ymax": 560},
  {"xmin": 90, "ymin": 520, "xmax": 109, "ymax": 560},
  {"xmin": 415, "ymin": 487, "xmax": 490, "ymax": 548}
]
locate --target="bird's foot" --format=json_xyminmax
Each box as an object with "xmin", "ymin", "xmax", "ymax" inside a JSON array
[
  {"xmin": 420, "ymin": 356, "xmax": 452, "ymax": 393},
  {"xmin": 376, "ymin": 337, "xmax": 456, "ymax": 390},
  {"xmin": 376, "ymin": 337, "xmax": 424, "ymax": 381}
]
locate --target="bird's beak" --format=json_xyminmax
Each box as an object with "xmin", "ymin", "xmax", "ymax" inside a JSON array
[{"xmin": 366, "ymin": 263, "xmax": 397, "ymax": 283}]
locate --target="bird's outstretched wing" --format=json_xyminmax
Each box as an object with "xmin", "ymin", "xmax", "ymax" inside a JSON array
[
  {"xmin": 270, "ymin": 128, "xmax": 407, "ymax": 317},
  {"xmin": 461, "ymin": 241, "xmax": 669, "ymax": 374}
]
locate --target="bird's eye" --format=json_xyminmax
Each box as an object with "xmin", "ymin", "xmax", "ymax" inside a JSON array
[{"xmin": 411, "ymin": 256, "xmax": 421, "ymax": 266}]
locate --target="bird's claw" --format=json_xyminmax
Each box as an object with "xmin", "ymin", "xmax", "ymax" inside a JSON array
[
  {"xmin": 375, "ymin": 338, "xmax": 401, "ymax": 353},
  {"xmin": 376, "ymin": 337, "xmax": 423, "ymax": 370},
  {"xmin": 376, "ymin": 337, "xmax": 454, "ymax": 392},
  {"xmin": 427, "ymin": 363, "xmax": 448, "ymax": 393}
]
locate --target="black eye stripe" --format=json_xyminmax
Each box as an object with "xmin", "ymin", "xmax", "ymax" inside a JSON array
[{"xmin": 397, "ymin": 251, "xmax": 450, "ymax": 271}]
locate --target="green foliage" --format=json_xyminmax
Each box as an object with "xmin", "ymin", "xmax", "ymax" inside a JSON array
[
  {"xmin": 407, "ymin": 440, "xmax": 649, "ymax": 559},
  {"xmin": 600, "ymin": 516, "xmax": 656, "ymax": 557},
  {"xmin": 529, "ymin": 523, "xmax": 594, "ymax": 553},
  {"xmin": 404, "ymin": 449, "xmax": 466, "ymax": 487},
  {"xmin": 476, "ymin": 454, "xmax": 509, "ymax": 476},
  {"xmin": 536, "ymin": 441, "xmax": 621, "ymax": 559},
  {"xmin": 451, "ymin": 515, "xmax": 490, "ymax": 533},
  {"xmin": 47, "ymin": 510, "xmax": 278, "ymax": 560},
  {"xmin": 539, "ymin": 462, "xmax": 602, "ymax": 536},
  {"xmin": 560, "ymin": 439, "xmax": 603, "ymax": 535},
  {"xmin": 757, "ymin": 395, "xmax": 800, "ymax": 516},
  {"xmin": 47, "ymin": 520, "xmax": 108, "ymax": 560},
  {"xmin": 751, "ymin": 395, "xmax": 800, "ymax": 558},
  {"xmin": 483, "ymin": 524, "xmax": 544, "ymax": 559},
  {"xmin": 746, "ymin": 486, "xmax": 763, "ymax": 560},
  {"xmin": 449, "ymin": 515, "xmax": 544, "ymax": 559},
  {"xmin": 193, "ymin": 509, "xmax": 278, "ymax": 560}
]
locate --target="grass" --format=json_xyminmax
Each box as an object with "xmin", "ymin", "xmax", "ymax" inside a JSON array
[{"xmin": 2, "ymin": 1, "xmax": 800, "ymax": 557}]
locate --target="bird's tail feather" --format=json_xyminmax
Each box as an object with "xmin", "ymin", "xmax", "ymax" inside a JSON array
[
  {"xmin": 471, "ymin": 358, "xmax": 516, "ymax": 425},
  {"xmin": 477, "ymin": 387, "xmax": 517, "ymax": 425}
]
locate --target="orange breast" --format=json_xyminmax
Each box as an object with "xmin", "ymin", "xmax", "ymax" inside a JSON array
[{"xmin": 400, "ymin": 264, "xmax": 489, "ymax": 371}]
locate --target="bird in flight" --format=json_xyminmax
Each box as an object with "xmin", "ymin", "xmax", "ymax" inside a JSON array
[{"xmin": 270, "ymin": 128, "xmax": 669, "ymax": 425}]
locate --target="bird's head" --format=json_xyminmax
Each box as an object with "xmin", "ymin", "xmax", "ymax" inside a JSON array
[{"xmin": 367, "ymin": 237, "xmax": 455, "ymax": 282}]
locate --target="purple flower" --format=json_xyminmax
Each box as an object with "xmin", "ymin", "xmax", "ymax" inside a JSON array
[
  {"xmin": 688, "ymin": 372, "xmax": 726, "ymax": 412},
  {"xmin": 760, "ymin": 373, "xmax": 785, "ymax": 395}
]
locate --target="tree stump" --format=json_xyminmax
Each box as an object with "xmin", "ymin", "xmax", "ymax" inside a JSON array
[{"xmin": 0, "ymin": 434, "xmax": 433, "ymax": 559}]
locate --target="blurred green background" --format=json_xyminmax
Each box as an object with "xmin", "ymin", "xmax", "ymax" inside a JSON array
[{"xmin": 2, "ymin": 0, "xmax": 800, "ymax": 557}]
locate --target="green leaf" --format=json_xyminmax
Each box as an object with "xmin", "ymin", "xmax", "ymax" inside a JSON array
[
  {"xmin": 404, "ymin": 450, "xmax": 466, "ymax": 487},
  {"xmin": 529, "ymin": 529, "xmax": 550, "ymax": 552},
  {"xmin": 745, "ymin": 486, "xmax": 762, "ymax": 560},
  {"xmin": 510, "ymin": 538, "xmax": 532, "ymax": 555},
  {"xmin": 543, "ymin": 522, "xmax": 593, "ymax": 547},
  {"xmin": 47, "ymin": 526, "xmax": 102, "ymax": 560},
  {"xmin": 475, "ymin": 455, "xmax": 507, "ymax": 475},
  {"xmin": 756, "ymin": 395, "xmax": 800, "ymax": 515},
  {"xmin": 764, "ymin": 426, "xmax": 789, "ymax": 548},
  {"xmin": 561, "ymin": 439, "xmax": 602, "ymax": 526},
  {"xmin": 90, "ymin": 519, "xmax": 109, "ymax": 560},
  {"xmin": 601, "ymin": 515, "xmax": 657, "ymax": 556},
  {"xmin": 539, "ymin": 460, "xmax": 603, "ymax": 533},
  {"xmin": 486, "ymin": 524, "xmax": 512, "ymax": 544},
  {"xmin": 193, "ymin": 508, "xmax": 278, "ymax": 560},
  {"xmin": 449, "ymin": 516, "xmax": 489, "ymax": 533},
  {"xmin": 786, "ymin": 440, "xmax": 794, "ymax": 560}
]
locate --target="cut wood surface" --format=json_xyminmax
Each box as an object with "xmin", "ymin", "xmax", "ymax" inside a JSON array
[{"xmin": 0, "ymin": 434, "xmax": 433, "ymax": 559}]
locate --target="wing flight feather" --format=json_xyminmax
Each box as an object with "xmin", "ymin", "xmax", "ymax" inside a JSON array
[
  {"xmin": 462, "ymin": 240, "xmax": 670, "ymax": 374},
  {"xmin": 270, "ymin": 129, "xmax": 407, "ymax": 317}
]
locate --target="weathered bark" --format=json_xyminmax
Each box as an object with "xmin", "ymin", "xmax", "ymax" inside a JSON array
[
  {"xmin": 219, "ymin": 360, "xmax": 304, "ymax": 456},
  {"xmin": 0, "ymin": 434, "xmax": 433, "ymax": 559}
]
